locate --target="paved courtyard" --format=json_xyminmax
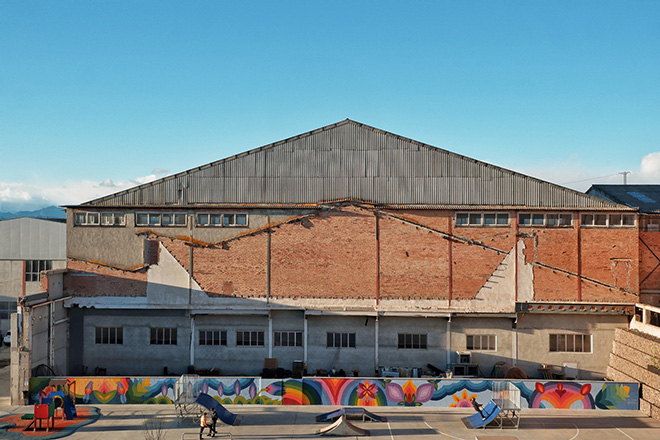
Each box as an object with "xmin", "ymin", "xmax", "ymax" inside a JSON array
[{"xmin": 0, "ymin": 348, "xmax": 658, "ymax": 439}]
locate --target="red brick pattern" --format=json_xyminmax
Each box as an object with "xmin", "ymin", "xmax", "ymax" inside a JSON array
[
  {"xmin": 63, "ymin": 259, "xmax": 147, "ymax": 297},
  {"xmin": 65, "ymin": 205, "xmax": 643, "ymax": 304}
]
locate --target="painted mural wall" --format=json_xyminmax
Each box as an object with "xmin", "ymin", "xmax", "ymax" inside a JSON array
[{"xmin": 30, "ymin": 377, "xmax": 638, "ymax": 411}]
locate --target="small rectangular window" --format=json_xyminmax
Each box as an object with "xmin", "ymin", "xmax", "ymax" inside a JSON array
[
  {"xmin": 326, "ymin": 332, "xmax": 356, "ymax": 348},
  {"xmin": 199, "ymin": 330, "xmax": 227, "ymax": 346},
  {"xmin": 496, "ymin": 214, "xmax": 509, "ymax": 225},
  {"xmin": 595, "ymin": 214, "xmax": 607, "ymax": 226},
  {"xmin": 273, "ymin": 331, "xmax": 302, "ymax": 347},
  {"xmin": 95, "ymin": 327, "xmax": 123, "ymax": 344},
  {"xmin": 532, "ymin": 214, "xmax": 544, "ymax": 225},
  {"xmin": 549, "ymin": 333, "xmax": 591, "ymax": 352},
  {"xmin": 483, "ymin": 213, "xmax": 496, "ymax": 225},
  {"xmin": 162, "ymin": 213, "xmax": 173, "ymax": 226},
  {"xmin": 150, "ymin": 327, "xmax": 177, "ymax": 345},
  {"xmin": 24, "ymin": 260, "xmax": 52, "ymax": 282},
  {"xmin": 398, "ymin": 333, "xmax": 427, "ymax": 349},
  {"xmin": 456, "ymin": 213, "xmax": 469, "ymax": 226},
  {"xmin": 456, "ymin": 213, "xmax": 508, "ymax": 227},
  {"xmin": 210, "ymin": 214, "xmax": 222, "ymax": 225},
  {"xmin": 149, "ymin": 214, "xmax": 161, "ymax": 226},
  {"xmin": 197, "ymin": 213, "xmax": 210, "ymax": 226},
  {"xmin": 466, "ymin": 334, "xmax": 496, "ymax": 351},
  {"xmin": 75, "ymin": 212, "xmax": 87, "ymax": 225},
  {"xmin": 236, "ymin": 330, "xmax": 265, "ymax": 346},
  {"xmin": 519, "ymin": 214, "xmax": 532, "ymax": 225},
  {"xmin": 174, "ymin": 214, "xmax": 187, "ymax": 225},
  {"xmin": 136, "ymin": 213, "xmax": 149, "ymax": 226},
  {"xmin": 223, "ymin": 213, "xmax": 249, "ymax": 227},
  {"xmin": 468, "ymin": 213, "xmax": 482, "ymax": 225}
]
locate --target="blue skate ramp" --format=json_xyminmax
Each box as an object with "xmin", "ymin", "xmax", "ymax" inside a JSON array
[{"xmin": 195, "ymin": 393, "xmax": 242, "ymax": 426}]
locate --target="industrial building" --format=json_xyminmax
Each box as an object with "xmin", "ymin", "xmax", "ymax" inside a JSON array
[
  {"xmin": 0, "ymin": 217, "xmax": 66, "ymax": 335},
  {"xmin": 18, "ymin": 120, "xmax": 647, "ymax": 389}
]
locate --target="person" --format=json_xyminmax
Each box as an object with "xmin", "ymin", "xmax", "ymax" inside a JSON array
[
  {"xmin": 210, "ymin": 407, "xmax": 218, "ymax": 437},
  {"xmin": 471, "ymin": 397, "xmax": 485, "ymax": 418},
  {"xmin": 199, "ymin": 412, "xmax": 210, "ymax": 439}
]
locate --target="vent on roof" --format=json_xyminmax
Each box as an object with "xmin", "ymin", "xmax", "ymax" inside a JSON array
[{"xmin": 628, "ymin": 191, "xmax": 656, "ymax": 203}]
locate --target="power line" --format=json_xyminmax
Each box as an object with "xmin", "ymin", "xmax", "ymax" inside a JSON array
[{"xmin": 560, "ymin": 173, "xmax": 622, "ymax": 185}]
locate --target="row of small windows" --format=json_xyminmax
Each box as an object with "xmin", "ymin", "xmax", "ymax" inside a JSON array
[
  {"xmin": 74, "ymin": 212, "xmax": 248, "ymax": 227},
  {"xmin": 95, "ymin": 328, "xmax": 591, "ymax": 353},
  {"xmin": 456, "ymin": 212, "xmax": 636, "ymax": 228},
  {"xmin": 25, "ymin": 260, "xmax": 52, "ymax": 282}
]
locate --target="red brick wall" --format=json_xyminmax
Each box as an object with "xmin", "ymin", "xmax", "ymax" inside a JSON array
[
  {"xmin": 270, "ymin": 205, "xmax": 377, "ymax": 299},
  {"xmin": 580, "ymin": 228, "xmax": 638, "ymax": 302},
  {"xmin": 522, "ymin": 227, "xmax": 578, "ymax": 301},
  {"xmin": 640, "ymin": 232, "xmax": 660, "ymax": 292},
  {"xmin": 63, "ymin": 206, "xmax": 641, "ymax": 304},
  {"xmin": 378, "ymin": 212, "xmax": 450, "ymax": 300},
  {"xmin": 64, "ymin": 259, "xmax": 147, "ymax": 297},
  {"xmin": 451, "ymin": 225, "xmax": 513, "ymax": 300}
]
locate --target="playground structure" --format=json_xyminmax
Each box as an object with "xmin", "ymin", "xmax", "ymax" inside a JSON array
[{"xmin": 22, "ymin": 378, "xmax": 77, "ymax": 431}]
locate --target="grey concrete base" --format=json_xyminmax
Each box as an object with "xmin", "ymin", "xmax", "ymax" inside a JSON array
[{"xmin": 0, "ymin": 403, "xmax": 658, "ymax": 440}]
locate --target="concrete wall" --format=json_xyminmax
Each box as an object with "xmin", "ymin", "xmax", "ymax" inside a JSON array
[
  {"xmin": 517, "ymin": 313, "xmax": 627, "ymax": 380},
  {"xmin": 608, "ymin": 328, "xmax": 660, "ymax": 421},
  {"xmin": 378, "ymin": 316, "xmax": 447, "ymax": 373},
  {"xmin": 80, "ymin": 309, "xmax": 190, "ymax": 376},
  {"xmin": 66, "ymin": 210, "xmax": 296, "ymax": 269}
]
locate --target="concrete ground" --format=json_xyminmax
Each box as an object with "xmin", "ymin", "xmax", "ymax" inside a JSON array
[{"xmin": 0, "ymin": 348, "xmax": 658, "ymax": 439}]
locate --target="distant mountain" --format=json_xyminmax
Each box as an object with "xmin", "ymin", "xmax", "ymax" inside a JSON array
[{"xmin": 0, "ymin": 206, "xmax": 66, "ymax": 221}]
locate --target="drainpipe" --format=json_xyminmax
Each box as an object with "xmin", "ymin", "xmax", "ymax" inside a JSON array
[
  {"xmin": 514, "ymin": 213, "xmax": 519, "ymax": 302},
  {"xmin": 267, "ymin": 216, "xmax": 271, "ymax": 304},
  {"xmin": 375, "ymin": 213, "xmax": 380, "ymax": 306},
  {"xmin": 189, "ymin": 213, "xmax": 195, "ymax": 367},
  {"xmin": 448, "ymin": 216, "xmax": 453, "ymax": 307},
  {"xmin": 577, "ymin": 213, "xmax": 582, "ymax": 301}
]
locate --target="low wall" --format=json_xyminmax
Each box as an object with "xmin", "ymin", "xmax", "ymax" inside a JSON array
[
  {"xmin": 30, "ymin": 376, "xmax": 638, "ymax": 410},
  {"xmin": 608, "ymin": 327, "xmax": 660, "ymax": 420}
]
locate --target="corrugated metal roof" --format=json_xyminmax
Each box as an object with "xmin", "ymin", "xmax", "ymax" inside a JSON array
[
  {"xmin": 78, "ymin": 120, "xmax": 627, "ymax": 209},
  {"xmin": 0, "ymin": 218, "xmax": 66, "ymax": 260},
  {"xmin": 587, "ymin": 184, "xmax": 660, "ymax": 213}
]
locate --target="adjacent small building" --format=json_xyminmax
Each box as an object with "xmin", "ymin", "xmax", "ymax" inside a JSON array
[
  {"xmin": 587, "ymin": 184, "xmax": 660, "ymax": 307},
  {"xmin": 0, "ymin": 217, "xmax": 66, "ymax": 335}
]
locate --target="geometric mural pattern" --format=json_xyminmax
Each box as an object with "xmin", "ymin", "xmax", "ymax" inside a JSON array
[{"xmin": 30, "ymin": 377, "xmax": 638, "ymax": 410}]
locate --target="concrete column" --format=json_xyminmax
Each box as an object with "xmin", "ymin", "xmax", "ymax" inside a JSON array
[
  {"xmin": 512, "ymin": 318, "xmax": 518, "ymax": 366},
  {"xmin": 189, "ymin": 316, "xmax": 195, "ymax": 367},
  {"xmin": 446, "ymin": 317, "xmax": 452, "ymax": 369},
  {"xmin": 268, "ymin": 313, "xmax": 273, "ymax": 358},
  {"xmin": 303, "ymin": 316, "xmax": 308, "ymax": 364},
  {"xmin": 374, "ymin": 316, "xmax": 379, "ymax": 373}
]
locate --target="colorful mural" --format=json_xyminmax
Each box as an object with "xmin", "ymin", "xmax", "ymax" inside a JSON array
[{"xmin": 29, "ymin": 377, "xmax": 638, "ymax": 411}]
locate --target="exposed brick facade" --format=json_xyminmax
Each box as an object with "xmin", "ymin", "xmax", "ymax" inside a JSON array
[
  {"xmin": 122, "ymin": 203, "xmax": 642, "ymax": 304},
  {"xmin": 64, "ymin": 259, "xmax": 147, "ymax": 297}
]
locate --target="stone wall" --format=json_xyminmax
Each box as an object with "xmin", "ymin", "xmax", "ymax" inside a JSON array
[{"xmin": 608, "ymin": 328, "xmax": 660, "ymax": 420}]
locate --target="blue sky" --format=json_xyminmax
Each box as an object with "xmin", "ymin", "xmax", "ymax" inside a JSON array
[{"xmin": 1, "ymin": 1, "xmax": 659, "ymax": 210}]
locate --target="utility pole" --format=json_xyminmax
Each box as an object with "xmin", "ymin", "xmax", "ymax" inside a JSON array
[{"xmin": 619, "ymin": 171, "xmax": 630, "ymax": 185}]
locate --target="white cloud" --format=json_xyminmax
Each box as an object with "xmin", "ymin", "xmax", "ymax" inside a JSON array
[
  {"xmin": 0, "ymin": 169, "xmax": 172, "ymax": 212},
  {"xmin": 638, "ymin": 152, "xmax": 660, "ymax": 181}
]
